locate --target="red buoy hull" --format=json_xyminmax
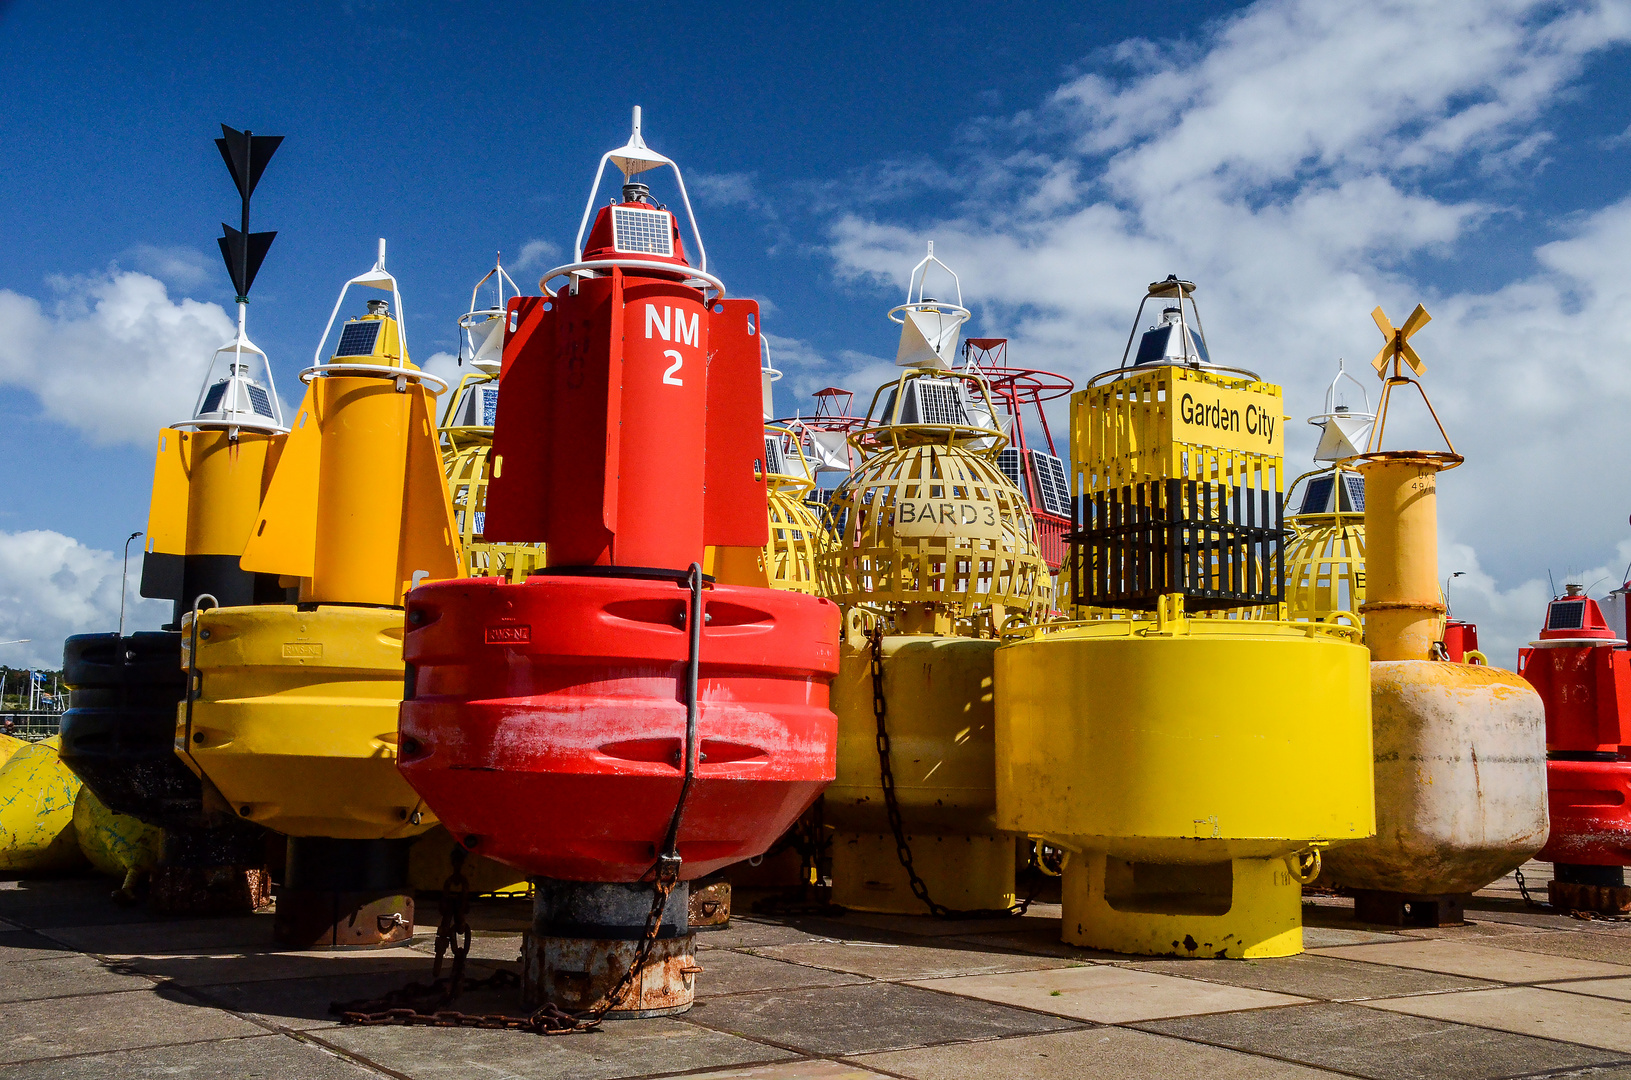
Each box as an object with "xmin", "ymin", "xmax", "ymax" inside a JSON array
[{"xmin": 398, "ymin": 575, "xmax": 840, "ymax": 882}]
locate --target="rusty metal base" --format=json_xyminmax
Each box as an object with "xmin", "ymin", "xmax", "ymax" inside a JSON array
[
  {"xmin": 521, "ymin": 879, "xmax": 696, "ymax": 1018},
  {"xmin": 1550, "ymin": 866, "xmax": 1631, "ymax": 916},
  {"xmin": 149, "ymin": 866, "xmax": 271, "ymax": 917},
  {"xmin": 688, "ymin": 878, "xmax": 731, "ymax": 931},
  {"xmin": 274, "ymin": 889, "xmax": 415, "ymax": 949},
  {"xmin": 1352, "ymin": 889, "xmax": 1467, "ymax": 927},
  {"xmin": 520, "ymin": 932, "xmax": 697, "ymax": 1018},
  {"xmin": 1549, "ymin": 880, "xmax": 1631, "ymax": 915}
]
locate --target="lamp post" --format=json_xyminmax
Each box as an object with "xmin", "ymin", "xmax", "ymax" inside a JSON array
[{"xmin": 119, "ymin": 531, "xmax": 143, "ymax": 638}]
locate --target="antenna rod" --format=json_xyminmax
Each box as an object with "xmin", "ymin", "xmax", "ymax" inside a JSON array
[{"xmin": 239, "ymin": 132, "xmax": 253, "ymax": 307}]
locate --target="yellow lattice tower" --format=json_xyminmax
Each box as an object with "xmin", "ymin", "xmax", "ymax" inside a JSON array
[
  {"xmin": 1284, "ymin": 362, "xmax": 1374, "ymax": 624},
  {"xmin": 762, "ymin": 427, "xmax": 835, "ymax": 594},
  {"xmin": 441, "ymin": 371, "xmax": 545, "ymax": 582},
  {"xmin": 819, "ymin": 369, "xmax": 1050, "ymax": 633}
]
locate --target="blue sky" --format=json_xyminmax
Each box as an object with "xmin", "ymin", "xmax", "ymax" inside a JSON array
[{"xmin": 2, "ymin": 0, "xmax": 1631, "ymax": 667}]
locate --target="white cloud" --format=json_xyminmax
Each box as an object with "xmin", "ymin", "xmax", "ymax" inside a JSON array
[
  {"xmin": 0, "ymin": 530, "xmax": 167, "ymax": 671},
  {"xmin": 513, "ymin": 238, "xmax": 561, "ymax": 271},
  {"xmin": 0, "ymin": 271, "xmax": 236, "ymax": 446},
  {"xmin": 126, "ymin": 245, "xmax": 215, "ymax": 290},
  {"xmin": 818, "ymin": 0, "xmax": 1631, "ymax": 660}
]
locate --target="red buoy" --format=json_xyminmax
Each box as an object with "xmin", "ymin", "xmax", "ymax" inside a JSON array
[
  {"xmin": 396, "ymin": 108, "xmax": 839, "ymax": 1018},
  {"xmin": 1520, "ymin": 584, "xmax": 1631, "ymax": 913}
]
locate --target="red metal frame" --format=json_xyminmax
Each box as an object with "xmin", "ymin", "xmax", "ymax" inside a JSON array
[{"xmin": 963, "ymin": 338, "xmax": 1074, "ymax": 572}]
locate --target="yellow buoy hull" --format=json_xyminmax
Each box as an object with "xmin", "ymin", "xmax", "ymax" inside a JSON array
[
  {"xmin": 0, "ymin": 737, "xmax": 89, "ymax": 874},
  {"xmin": 179, "ymin": 604, "xmax": 436, "ymax": 840},
  {"xmin": 997, "ymin": 618, "xmax": 1374, "ymax": 957}
]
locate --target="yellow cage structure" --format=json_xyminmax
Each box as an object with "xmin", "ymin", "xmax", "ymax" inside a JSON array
[{"xmin": 1284, "ymin": 362, "xmax": 1373, "ymax": 624}]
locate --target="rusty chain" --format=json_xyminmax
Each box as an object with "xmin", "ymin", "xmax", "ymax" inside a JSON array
[
  {"xmin": 334, "ymin": 565, "xmax": 705, "ymax": 1034},
  {"xmin": 869, "ymin": 622, "xmax": 1041, "ymax": 919}
]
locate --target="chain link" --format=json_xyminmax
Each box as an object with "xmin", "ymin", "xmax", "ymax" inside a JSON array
[{"xmin": 869, "ymin": 622, "xmax": 1039, "ymax": 919}]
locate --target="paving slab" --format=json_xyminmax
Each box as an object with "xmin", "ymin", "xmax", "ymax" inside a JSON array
[
  {"xmin": 0, "ymin": 952, "xmax": 158, "ymax": 1003},
  {"xmin": 0, "ymin": 879, "xmax": 157, "ymax": 929},
  {"xmin": 692, "ymin": 949, "xmax": 870, "ymax": 996},
  {"xmin": 405, "ymin": 931, "xmax": 521, "ymax": 964},
  {"xmin": 832, "ymin": 908, "xmax": 1062, "ymax": 940},
  {"xmin": 321, "ymin": 1015, "xmax": 792, "ymax": 1080},
  {"xmin": 749, "ymin": 940, "xmax": 1073, "ymax": 981},
  {"xmin": 1363, "ymin": 986, "xmax": 1631, "ymax": 1052},
  {"xmin": 671, "ymin": 1063, "xmax": 888, "ymax": 1079},
  {"xmin": 697, "ymin": 920, "xmax": 836, "ymax": 950},
  {"xmin": 44, "ymin": 915, "xmax": 280, "ymax": 957},
  {"xmin": 1301, "ymin": 926, "xmax": 1408, "ymax": 948},
  {"xmin": 1477, "ymin": 929, "xmax": 1631, "ymax": 966},
  {"xmin": 0, "ymin": 985, "xmax": 266, "ymax": 1065},
  {"xmin": 1311, "ymin": 938, "xmax": 1631, "ymax": 982},
  {"xmin": 0, "ymin": 929, "xmax": 77, "ymax": 963},
  {"xmin": 1543, "ymin": 977, "xmax": 1631, "ymax": 1002},
  {"xmin": 1124, "ymin": 953, "xmax": 1498, "ymax": 1001},
  {"xmin": 853, "ymin": 1025, "xmax": 1345, "ymax": 1079},
  {"xmin": 909, "ymin": 964, "xmax": 1308, "ymax": 1023},
  {"xmin": 182, "ymin": 959, "xmax": 512, "ymax": 1031},
  {"xmin": 686, "ymin": 980, "xmax": 1080, "ymax": 1056},
  {"xmin": 945, "ymin": 926, "xmax": 1125, "ymax": 960},
  {"xmin": 0, "ymin": 1032, "xmax": 380, "ymax": 1079},
  {"xmin": 117, "ymin": 947, "xmax": 425, "ymax": 987},
  {"xmin": 1135, "ymin": 1001, "xmax": 1626, "ymax": 1080}
]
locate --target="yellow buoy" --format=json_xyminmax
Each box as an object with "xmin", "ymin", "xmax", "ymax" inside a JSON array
[
  {"xmin": 179, "ymin": 242, "xmax": 460, "ymax": 948},
  {"xmin": 0, "ymin": 737, "xmax": 89, "ymax": 874},
  {"xmin": 997, "ymin": 276, "xmax": 1375, "ymax": 957},
  {"xmin": 1321, "ymin": 308, "xmax": 1547, "ymax": 924},
  {"xmin": 73, "ymin": 785, "xmax": 163, "ymax": 880},
  {"xmin": 0, "ymin": 732, "xmax": 24, "ymax": 769},
  {"xmin": 823, "ymin": 247, "xmax": 1055, "ymax": 914}
]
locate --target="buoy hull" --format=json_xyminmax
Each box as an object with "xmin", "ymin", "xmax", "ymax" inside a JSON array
[
  {"xmin": 997, "ymin": 620, "xmax": 1374, "ymax": 957},
  {"xmin": 397, "ymin": 574, "xmax": 840, "ymax": 883},
  {"xmin": 827, "ymin": 634, "xmax": 1014, "ymax": 913},
  {"xmin": 1322, "ymin": 660, "xmax": 1548, "ymax": 896},
  {"xmin": 179, "ymin": 604, "xmax": 435, "ymax": 840}
]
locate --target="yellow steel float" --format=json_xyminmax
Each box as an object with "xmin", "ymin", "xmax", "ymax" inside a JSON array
[
  {"xmin": 822, "ymin": 245, "xmax": 1052, "ymax": 914},
  {"xmin": 997, "ymin": 277, "xmax": 1374, "ymax": 958},
  {"xmin": 0, "ymin": 737, "xmax": 87, "ymax": 874},
  {"xmin": 1320, "ymin": 305, "xmax": 1548, "ymax": 926},
  {"xmin": 1285, "ymin": 362, "xmax": 1372, "ymax": 623},
  {"xmin": 179, "ymin": 241, "xmax": 461, "ymax": 947}
]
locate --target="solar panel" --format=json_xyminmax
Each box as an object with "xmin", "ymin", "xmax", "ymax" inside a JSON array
[
  {"xmin": 1549, "ymin": 600, "xmax": 1586, "ymax": 631},
  {"xmin": 1031, "ymin": 452, "xmax": 1072, "ymax": 517},
  {"xmin": 481, "ymin": 387, "xmax": 498, "ymax": 426},
  {"xmin": 997, "ymin": 447, "xmax": 1026, "ymax": 492},
  {"xmin": 907, "ymin": 379, "xmax": 968, "ymax": 426},
  {"xmin": 199, "ymin": 381, "xmax": 228, "ymax": 415},
  {"xmin": 764, "ymin": 435, "xmax": 789, "ymax": 477},
  {"xmin": 1342, "ymin": 473, "xmax": 1366, "ymax": 512},
  {"xmin": 612, "ymin": 207, "xmax": 674, "ymax": 256},
  {"xmin": 247, "ymin": 384, "xmax": 274, "ymax": 418},
  {"xmin": 335, "ymin": 320, "xmax": 382, "ymax": 358},
  {"xmin": 1301, "ymin": 475, "xmax": 1336, "ymax": 515}
]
